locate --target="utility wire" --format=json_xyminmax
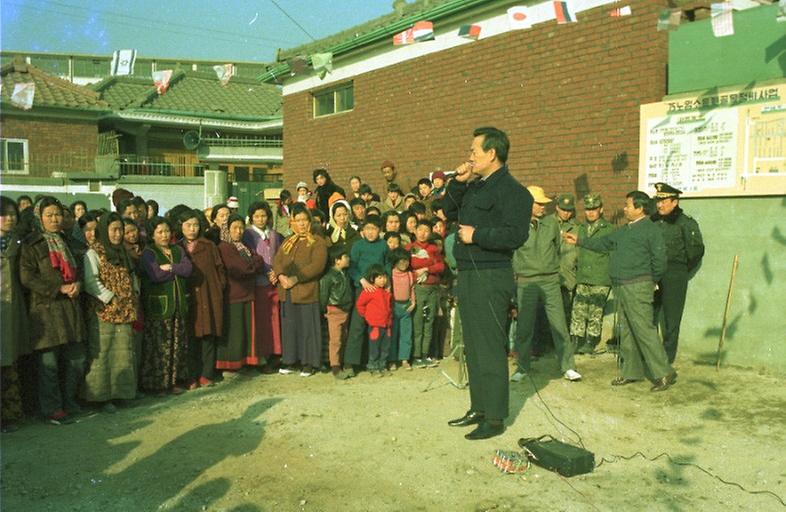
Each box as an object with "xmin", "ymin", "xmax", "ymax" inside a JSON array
[{"xmin": 269, "ymin": 0, "xmax": 316, "ymax": 41}]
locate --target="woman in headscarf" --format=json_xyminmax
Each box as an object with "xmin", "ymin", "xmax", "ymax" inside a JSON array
[
  {"xmin": 178, "ymin": 209, "xmax": 226, "ymax": 388},
  {"xmin": 1, "ymin": 196, "xmax": 31, "ymax": 432},
  {"xmin": 19, "ymin": 196, "xmax": 85, "ymax": 425},
  {"xmin": 140, "ymin": 217, "xmax": 192, "ymax": 395},
  {"xmin": 326, "ymin": 200, "xmax": 359, "ymax": 252},
  {"xmin": 82, "ymin": 212, "xmax": 139, "ymax": 412},
  {"xmin": 242, "ymin": 201, "xmax": 284, "ymax": 373},
  {"xmin": 272, "ymin": 203, "xmax": 328, "ymax": 376},
  {"xmin": 216, "ymin": 214, "xmax": 266, "ymax": 373},
  {"xmin": 312, "ymin": 168, "xmax": 345, "ymax": 218}
]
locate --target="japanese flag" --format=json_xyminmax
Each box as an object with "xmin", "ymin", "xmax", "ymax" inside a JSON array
[{"xmin": 507, "ymin": 6, "xmax": 533, "ymax": 29}]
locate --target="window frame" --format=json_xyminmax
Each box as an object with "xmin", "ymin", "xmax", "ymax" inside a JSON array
[
  {"xmin": 312, "ymin": 82, "xmax": 354, "ymax": 118},
  {"xmin": 0, "ymin": 138, "xmax": 30, "ymax": 175}
]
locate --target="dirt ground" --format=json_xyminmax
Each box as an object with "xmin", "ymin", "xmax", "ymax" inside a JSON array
[{"xmin": 2, "ymin": 351, "xmax": 785, "ymax": 512}]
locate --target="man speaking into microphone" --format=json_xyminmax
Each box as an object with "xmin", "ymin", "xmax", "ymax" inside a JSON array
[{"xmin": 442, "ymin": 127, "xmax": 533, "ymax": 440}]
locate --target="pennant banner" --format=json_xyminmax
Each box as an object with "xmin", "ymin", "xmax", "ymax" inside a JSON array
[
  {"xmin": 711, "ymin": 2, "xmax": 734, "ymax": 37},
  {"xmin": 610, "ymin": 6, "xmax": 632, "ymax": 16},
  {"xmin": 656, "ymin": 8, "xmax": 682, "ymax": 31},
  {"xmin": 213, "ymin": 64, "xmax": 234, "ymax": 86},
  {"xmin": 311, "ymin": 52, "xmax": 333, "ymax": 79},
  {"xmin": 10, "ymin": 82, "xmax": 35, "ymax": 110},
  {"xmin": 458, "ymin": 24, "xmax": 482, "ymax": 40},
  {"xmin": 111, "ymin": 49, "xmax": 137, "ymax": 76},
  {"xmin": 507, "ymin": 6, "xmax": 533, "ymax": 29},
  {"xmin": 553, "ymin": 0, "xmax": 577, "ymax": 24},
  {"xmin": 152, "ymin": 70, "xmax": 173, "ymax": 95}
]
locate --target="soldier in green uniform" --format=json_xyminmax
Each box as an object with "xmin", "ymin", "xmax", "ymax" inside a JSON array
[
  {"xmin": 565, "ymin": 191, "xmax": 677, "ymax": 392},
  {"xmin": 555, "ymin": 194, "xmax": 579, "ymax": 328},
  {"xmin": 443, "ymin": 127, "xmax": 532, "ymax": 440},
  {"xmin": 571, "ymin": 194, "xmax": 615, "ymax": 354},
  {"xmin": 511, "ymin": 186, "xmax": 581, "ymax": 383},
  {"xmin": 651, "ymin": 183, "xmax": 704, "ymax": 364}
]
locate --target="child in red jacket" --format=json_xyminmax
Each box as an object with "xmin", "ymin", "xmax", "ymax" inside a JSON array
[
  {"xmin": 407, "ymin": 219, "xmax": 445, "ymax": 368},
  {"xmin": 356, "ymin": 264, "xmax": 392, "ymax": 376}
]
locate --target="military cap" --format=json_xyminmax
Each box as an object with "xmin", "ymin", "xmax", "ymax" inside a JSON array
[
  {"xmin": 556, "ymin": 194, "xmax": 575, "ymax": 211},
  {"xmin": 654, "ymin": 182, "xmax": 682, "ymax": 199},
  {"xmin": 583, "ymin": 193, "xmax": 602, "ymax": 209}
]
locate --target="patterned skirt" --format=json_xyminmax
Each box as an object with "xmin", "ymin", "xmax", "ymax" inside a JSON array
[{"xmin": 141, "ymin": 313, "xmax": 188, "ymax": 392}]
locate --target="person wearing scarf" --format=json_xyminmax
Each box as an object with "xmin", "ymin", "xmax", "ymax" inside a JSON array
[
  {"xmin": 216, "ymin": 214, "xmax": 266, "ymax": 372},
  {"xmin": 1, "ymin": 196, "xmax": 32, "ymax": 432},
  {"xmin": 19, "ymin": 196, "xmax": 86, "ymax": 425},
  {"xmin": 326, "ymin": 200, "xmax": 359, "ymax": 253},
  {"xmin": 82, "ymin": 212, "xmax": 139, "ymax": 412},
  {"xmin": 313, "ymin": 168, "xmax": 346, "ymax": 217},
  {"xmin": 272, "ymin": 203, "xmax": 328, "ymax": 376},
  {"xmin": 140, "ymin": 217, "xmax": 193, "ymax": 395},
  {"xmin": 242, "ymin": 202, "xmax": 284, "ymax": 373}
]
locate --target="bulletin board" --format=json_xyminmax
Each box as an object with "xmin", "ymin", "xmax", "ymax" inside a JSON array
[{"xmin": 638, "ymin": 80, "xmax": 786, "ymax": 197}]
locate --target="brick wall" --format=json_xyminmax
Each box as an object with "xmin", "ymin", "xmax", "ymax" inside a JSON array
[
  {"xmin": 282, "ymin": 0, "xmax": 668, "ymax": 219},
  {"xmin": 0, "ymin": 116, "xmax": 99, "ymax": 178}
]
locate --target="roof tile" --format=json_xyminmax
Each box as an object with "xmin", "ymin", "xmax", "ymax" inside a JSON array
[{"xmin": 0, "ymin": 60, "xmax": 109, "ymax": 111}]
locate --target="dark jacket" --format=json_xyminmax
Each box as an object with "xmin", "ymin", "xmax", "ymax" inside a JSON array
[
  {"xmin": 557, "ymin": 216, "xmax": 579, "ymax": 290},
  {"xmin": 442, "ymin": 165, "xmax": 532, "ymax": 270},
  {"xmin": 578, "ymin": 217, "xmax": 666, "ymax": 285},
  {"xmin": 576, "ymin": 218, "xmax": 615, "ymax": 286},
  {"xmin": 19, "ymin": 232, "xmax": 85, "ymax": 350},
  {"xmin": 1, "ymin": 234, "xmax": 31, "ymax": 364},
  {"xmin": 651, "ymin": 207, "xmax": 704, "ymax": 272},
  {"xmin": 182, "ymin": 238, "xmax": 226, "ymax": 338},
  {"xmin": 319, "ymin": 267, "xmax": 353, "ymax": 312},
  {"xmin": 512, "ymin": 215, "xmax": 560, "ymax": 280},
  {"xmin": 272, "ymin": 235, "xmax": 328, "ymax": 304},
  {"xmin": 218, "ymin": 242, "xmax": 265, "ymax": 304},
  {"xmin": 141, "ymin": 245, "xmax": 192, "ymax": 321}
]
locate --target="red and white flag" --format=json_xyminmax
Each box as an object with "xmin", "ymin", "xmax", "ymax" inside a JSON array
[
  {"xmin": 393, "ymin": 27, "xmax": 414, "ymax": 45},
  {"xmin": 610, "ymin": 5, "xmax": 632, "ymax": 16},
  {"xmin": 507, "ymin": 6, "xmax": 533, "ymax": 29},
  {"xmin": 10, "ymin": 82, "xmax": 35, "ymax": 110},
  {"xmin": 153, "ymin": 70, "xmax": 173, "ymax": 95}
]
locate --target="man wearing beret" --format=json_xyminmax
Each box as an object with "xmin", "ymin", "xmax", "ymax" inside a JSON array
[
  {"xmin": 554, "ymin": 194, "xmax": 579, "ymax": 329},
  {"xmin": 651, "ymin": 183, "xmax": 705, "ymax": 364},
  {"xmin": 571, "ymin": 194, "xmax": 615, "ymax": 355}
]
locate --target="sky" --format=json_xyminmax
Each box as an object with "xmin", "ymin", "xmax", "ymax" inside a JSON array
[{"xmin": 0, "ymin": 0, "xmax": 398, "ymax": 62}]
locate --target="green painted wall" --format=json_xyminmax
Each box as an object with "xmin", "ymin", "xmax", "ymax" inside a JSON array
[
  {"xmin": 678, "ymin": 197, "xmax": 786, "ymax": 374},
  {"xmin": 669, "ymin": 5, "xmax": 786, "ymax": 94}
]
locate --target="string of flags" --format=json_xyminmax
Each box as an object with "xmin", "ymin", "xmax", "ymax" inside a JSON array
[
  {"xmin": 152, "ymin": 70, "xmax": 173, "ymax": 95},
  {"xmin": 507, "ymin": 6, "xmax": 533, "ymax": 30},
  {"xmin": 213, "ymin": 64, "xmax": 234, "ymax": 86},
  {"xmin": 553, "ymin": 1, "xmax": 577, "ymax": 24},
  {"xmin": 711, "ymin": 2, "xmax": 735, "ymax": 36},
  {"xmin": 458, "ymin": 24, "xmax": 481, "ymax": 40},
  {"xmin": 111, "ymin": 49, "xmax": 137, "ymax": 76},
  {"xmin": 10, "ymin": 82, "xmax": 35, "ymax": 110},
  {"xmin": 610, "ymin": 6, "xmax": 632, "ymax": 17},
  {"xmin": 393, "ymin": 21, "xmax": 434, "ymax": 45}
]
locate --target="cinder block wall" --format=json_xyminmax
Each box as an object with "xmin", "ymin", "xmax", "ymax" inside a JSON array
[
  {"xmin": 282, "ymin": 0, "xmax": 668, "ymax": 217},
  {"xmin": 1, "ymin": 116, "xmax": 99, "ymax": 177}
]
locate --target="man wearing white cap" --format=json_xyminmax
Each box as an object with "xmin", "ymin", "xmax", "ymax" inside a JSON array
[{"xmin": 511, "ymin": 186, "xmax": 580, "ymax": 383}]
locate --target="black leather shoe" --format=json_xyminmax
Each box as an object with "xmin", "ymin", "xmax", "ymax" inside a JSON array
[
  {"xmin": 448, "ymin": 411, "xmax": 484, "ymax": 427},
  {"xmin": 611, "ymin": 377, "xmax": 640, "ymax": 386},
  {"xmin": 650, "ymin": 371, "xmax": 677, "ymax": 392},
  {"xmin": 464, "ymin": 421, "xmax": 505, "ymax": 440}
]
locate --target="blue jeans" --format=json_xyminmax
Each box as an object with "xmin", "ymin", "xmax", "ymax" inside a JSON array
[
  {"xmin": 367, "ymin": 326, "xmax": 391, "ymax": 371},
  {"xmin": 389, "ymin": 301, "xmax": 413, "ymax": 362}
]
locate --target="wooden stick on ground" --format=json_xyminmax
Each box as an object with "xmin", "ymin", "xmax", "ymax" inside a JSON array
[{"xmin": 716, "ymin": 255, "xmax": 740, "ymax": 371}]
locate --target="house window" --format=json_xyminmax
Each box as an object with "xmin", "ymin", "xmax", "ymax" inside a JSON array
[
  {"xmin": 0, "ymin": 138, "xmax": 29, "ymax": 175},
  {"xmin": 313, "ymin": 83, "xmax": 353, "ymax": 118}
]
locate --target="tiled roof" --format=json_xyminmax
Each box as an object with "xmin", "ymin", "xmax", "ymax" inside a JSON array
[
  {"xmin": 92, "ymin": 70, "xmax": 282, "ymax": 119},
  {"xmin": 0, "ymin": 60, "xmax": 109, "ymax": 112}
]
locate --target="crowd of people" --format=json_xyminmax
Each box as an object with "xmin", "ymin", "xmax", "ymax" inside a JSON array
[{"xmin": 0, "ymin": 135, "xmax": 704, "ymax": 437}]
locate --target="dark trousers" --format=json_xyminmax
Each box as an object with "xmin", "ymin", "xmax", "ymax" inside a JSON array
[
  {"xmin": 560, "ymin": 286, "xmax": 574, "ymax": 329},
  {"xmin": 38, "ymin": 343, "xmax": 85, "ymax": 417},
  {"xmin": 456, "ymin": 266, "xmax": 513, "ymax": 422},
  {"xmin": 655, "ymin": 268, "xmax": 689, "ymax": 364},
  {"xmin": 189, "ymin": 335, "xmax": 217, "ymax": 380},
  {"xmin": 367, "ymin": 326, "xmax": 391, "ymax": 370},
  {"xmin": 343, "ymin": 289, "xmax": 367, "ymax": 367}
]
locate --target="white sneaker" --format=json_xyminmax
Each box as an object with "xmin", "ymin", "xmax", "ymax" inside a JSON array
[
  {"xmin": 278, "ymin": 368, "xmax": 294, "ymax": 375},
  {"xmin": 510, "ymin": 370, "xmax": 527, "ymax": 382},
  {"xmin": 299, "ymin": 370, "xmax": 314, "ymax": 377},
  {"xmin": 564, "ymin": 369, "xmax": 582, "ymax": 382}
]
